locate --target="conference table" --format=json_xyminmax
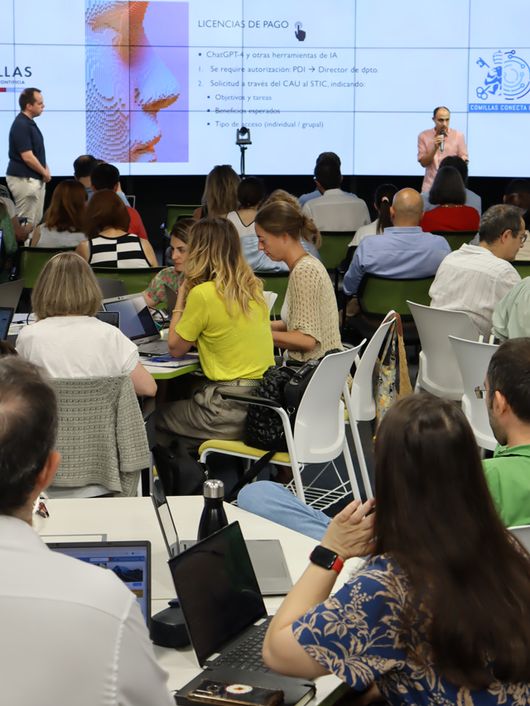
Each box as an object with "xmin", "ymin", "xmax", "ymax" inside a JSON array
[{"xmin": 34, "ymin": 495, "xmax": 360, "ymax": 702}]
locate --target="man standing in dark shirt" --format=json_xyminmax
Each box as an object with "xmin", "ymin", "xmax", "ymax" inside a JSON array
[{"xmin": 6, "ymin": 87, "xmax": 50, "ymax": 228}]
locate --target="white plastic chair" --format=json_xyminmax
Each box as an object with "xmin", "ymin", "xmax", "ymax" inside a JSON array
[
  {"xmin": 449, "ymin": 335, "xmax": 499, "ymax": 451},
  {"xmin": 199, "ymin": 345, "xmax": 364, "ymax": 510},
  {"xmin": 263, "ymin": 290, "xmax": 278, "ymax": 313},
  {"xmin": 407, "ymin": 301, "xmax": 480, "ymax": 400},
  {"xmin": 343, "ymin": 311, "xmax": 397, "ymax": 499},
  {"xmin": 509, "ymin": 525, "xmax": 530, "ymax": 552}
]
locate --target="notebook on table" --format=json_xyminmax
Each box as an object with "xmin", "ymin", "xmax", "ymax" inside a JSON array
[
  {"xmin": 151, "ymin": 475, "xmax": 292, "ymax": 596},
  {"xmin": 169, "ymin": 522, "xmax": 315, "ymax": 706},
  {"xmin": 46, "ymin": 539, "xmax": 151, "ymax": 624},
  {"xmin": 103, "ymin": 293, "xmax": 168, "ymax": 355}
]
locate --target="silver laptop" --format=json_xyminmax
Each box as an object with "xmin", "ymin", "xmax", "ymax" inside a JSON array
[
  {"xmin": 151, "ymin": 475, "xmax": 293, "ymax": 596},
  {"xmin": 103, "ymin": 293, "xmax": 168, "ymax": 355}
]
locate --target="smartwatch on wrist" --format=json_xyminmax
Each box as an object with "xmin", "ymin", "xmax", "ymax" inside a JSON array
[{"xmin": 309, "ymin": 545, "xmax": 344, "ymax": 574}]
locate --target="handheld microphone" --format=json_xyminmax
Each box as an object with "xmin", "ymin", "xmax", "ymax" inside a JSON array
[{"xmin": 439, "ymin": 128, "xmax": 447, "ymax": 153}]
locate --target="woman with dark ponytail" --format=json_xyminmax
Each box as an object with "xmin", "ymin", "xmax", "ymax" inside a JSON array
[
  {"xmin": 351, "ymin": 183, "xmax": 398, "ymax": 246},
  {"xmin": 255, "ymin": 201, "xmax": 341, "ymax": 362}
]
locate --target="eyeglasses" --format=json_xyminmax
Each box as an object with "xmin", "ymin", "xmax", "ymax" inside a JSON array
[
  {"xmin": 474, "ymin": 385, "xmax": 487, "ymax": 399},
  {"xmin": 522, "ymin": 230, "xmax": 530, "ymax": 244}
]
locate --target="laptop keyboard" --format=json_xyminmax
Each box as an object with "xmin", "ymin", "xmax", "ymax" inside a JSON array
[{"xmin": 210, "ymin": 620, "xmax": 271, "ymax": 672}]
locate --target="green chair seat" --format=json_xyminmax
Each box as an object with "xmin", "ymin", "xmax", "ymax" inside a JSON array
[
  {"xmin": 358, "ymin": 275, "xmax": 434, "ymax": 318},
  {"xmin": 19, "ymin": 247, "xmax": 75, "ymax": 289},
  {"xmin": 431, "ymin": 230, "xmax": 477, "ymax": 251},
  {"xmin": 165, "ymin": 204, "xmax": 200, "ymax": 233},
  {"xmin": 256, "ymin": 272, "xmax": 289, "ymax": 318},
  {"xmin": 513, "ymin": 260, "xmax": 530, "ymax": 278},
  {"xmin": 319, "ymin": 231, "xmax": 356, "ymax": 271}
]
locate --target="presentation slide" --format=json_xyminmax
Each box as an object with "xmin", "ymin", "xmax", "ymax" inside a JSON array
[{"xmin": 1, "ymin": 0, "xmax": 529, "ymax": 177}]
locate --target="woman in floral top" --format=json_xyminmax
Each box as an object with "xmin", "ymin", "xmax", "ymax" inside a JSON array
[
  {"xmin": 143, "ymin": 219, "xmax": 193, "ymax": 311},
  {"xmin": 263, "ymin": 395, "xmax": 530, "ymax": 706}
]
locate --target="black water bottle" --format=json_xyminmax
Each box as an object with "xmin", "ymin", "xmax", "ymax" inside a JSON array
[{"xmin": 197, "ymin": 479, "xmax": 228, "ymax": 540}]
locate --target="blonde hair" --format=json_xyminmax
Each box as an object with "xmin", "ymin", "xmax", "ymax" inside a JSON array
[
  {"xmin": 261, "ymin": 191, "xmax": 321, "ymax": 248},
  {"xmin": 255, "ymin": 200, "xmax": 321, "ymax": 248},
  {"xmin": 32, "ymin": 252, "xmax": 102, "ymax": 320},
  {"xmin": 186, "ymin": 218, "xmax": 266, "ymax": 316},
  {"xmin": 202, "ymin": 165, "xmax": 240, "ymax": 217}
]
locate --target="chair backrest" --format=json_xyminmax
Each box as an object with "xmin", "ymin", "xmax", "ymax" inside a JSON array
[
  {"xmin": 256, "ymin": 272, "xmax": 289, "ymax": 317},
  {"xmin": 408, "ymin": 300, "xmax": 480, "ymax": 400},
  {"xmin": 349, "ymin": 312, "xmax": 396, "ymax": 421},
  {"xmin": 0, "ymin": 278, "xmax": 24, "ymax": 310},
  {"xmin": 509, "ymin": 525, "xmax": 530, "ymax": 552},
  {"xmin": 19, "ymin": 247, "xmax": 75, "ymax": 289},
  {"xmin": 262, "ymin": 290, "xmax": 278, "ymax": 313},
  {"xmin": 319, "ymin": 231, "xmax": 355, "ymax": 271},
  {"xmin": 165, "ymin": 204, "xmax": 200, "ymax": 233},
  {"xmin": 293, "ymin": 345, "xmax": 363, "ymax": 463},
  {"xmin": 91, "ymin": 266, "xmax": 162, "ymax": 295},
  {"xmin": 431, "ymin": 230, "xmax": 477, "ymax": 251},
  {"xmin": 358, "ymin": 275, "xmax": 433, "ymax": 317},
  {"xmin": 97, "ymin": 277, "xmax": 127, "ymax": 299},
  {"xmin": 513, "ymin": 260, "xmax": 530, "ymax": 279},
  {"xmin": 449, "ymin": 335, "xmax": 498, "ymax": 450}
]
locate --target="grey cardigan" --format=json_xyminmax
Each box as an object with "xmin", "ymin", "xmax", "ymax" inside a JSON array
[{"xmin": 50, "ymin": 376, "xmax": 150, "ymax": 496}]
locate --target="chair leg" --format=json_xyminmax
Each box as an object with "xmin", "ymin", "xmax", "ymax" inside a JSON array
[
  {"xmin": 350, "ymin": 421, "xmax": 373, "ymax": 499},
  {"xmin": 284, "ymin": 434, "xmax": 305, "ymax": 503},
  {"xmin": 342, "ymin": 438, "xmax": 362, "ymax": 502}
]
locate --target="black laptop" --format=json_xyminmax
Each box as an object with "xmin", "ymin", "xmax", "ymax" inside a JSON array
[
  {"xmin": 169, "ymin": 522, "xmax": 315, "ymax": 706},
  {"xmin": 0, "ymin": 306, "xmax": 14, "ymax": 340}
]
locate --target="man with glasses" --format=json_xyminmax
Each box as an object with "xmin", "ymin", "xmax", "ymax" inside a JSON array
[{"xmin": 429, "ymin": 204, "xmax": 523, "ymax": 336}]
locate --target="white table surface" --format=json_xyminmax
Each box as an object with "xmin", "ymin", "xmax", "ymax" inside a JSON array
[{"xmin": 35, "ymin": 495, "xmax": 354, "ymax": 700}]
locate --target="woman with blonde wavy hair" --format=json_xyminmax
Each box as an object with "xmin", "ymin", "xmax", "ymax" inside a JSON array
[{"xmin": 156, "ymin": 218, "xmax": 275, "ymax": 452}]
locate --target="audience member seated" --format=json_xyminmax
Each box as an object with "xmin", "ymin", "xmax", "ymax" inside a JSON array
[
  {"xmin": 302, "ymin": 159, "xmax": 370, "ymax": 232},
  {"xmin": 420, "ymin": 166, "xmax": 480, "ymax": 233},
  {"xmin": 343, "ymin": 188, "xmax": 450, "ymax": 297},
  {"xmin": 422, "ymin": 155, "xmax": 481, "ymax": 215},
  {"xmin": 504, "ymin": 177, "xmax": 530, "ymax": 229},
  {"xmin": 262, "ymin": 394, "xmax": 530, "ymax": 705},
  {"xmin": 430, "ymin": 204, "xmax": 522, "ymax": 336},
  {"xmin": 193, "ymin": 164, "xmax": 240, "ymax": 219},
  {"xmin": 351, "ymin": 183, "xmax": 398, "ymax": 246},
  {"xmin": 298, "ymin": 151, "xmax": 341, "ymax": 207},
  {"xmin": 91, "ymin": 162, "xmax": 148, "ymax": 239},
  {"xmin": 0, "ymin": 357, "xmax": 174, "ymax": 705},
  {"xmin": 16, "ymin": 252, "xmax": 156, "ymax": 398},
  {"xmin": 0, "ymin": 186, "xmax": 32, "ymax": 242},
  {"xmin": 143, "ymin": 218, "xmax": 192, "ymax": 311},
  {"xmin": 227, "ymin": 177, "xmax": 287, "ymax": 273},
  {"xmin": 492, "ymin": 276, "xmax": 530, "ymax": 340},
  {"xmin": 77, "ymin": 190, "xmax": 158, "ymax": 268},
  {"xmin": 73, "ymin": 153, "xmax": 97, "ymax": 199},
  {"xmin": 0, "ymin": 200, "xmax": 20, "ymax": 281},
  {"xmin": 240, "ymin": 338, "xmax": 530, "ymax": 536},
  {"xmin": 263, "ymin": 189, "xmax": 321, "ymax": 259},
  {"xmin": 255, "ymin": 201, "xmax": 341, "ymax": 362},
  {"xmin": 30, "ymin": 180, "xmax": 87, "ymax": 248},
  {"xmin": 156, "ymin": 218, "xmax": 274, "ymax": 453}
]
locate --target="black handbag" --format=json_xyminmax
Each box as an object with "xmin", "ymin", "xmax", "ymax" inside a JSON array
[{"xmin": 243, "ymin": 358, "xmax": 321, "ymax": 451}]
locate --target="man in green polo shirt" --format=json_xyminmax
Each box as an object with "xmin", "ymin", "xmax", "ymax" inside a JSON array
[{"xmin": 482, "ymin": 338, "xmax": 530, "ymax": 527}]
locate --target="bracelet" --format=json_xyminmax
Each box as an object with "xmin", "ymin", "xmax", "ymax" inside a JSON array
[{"xmin": 172, "ymin": 308, "xmax": 184, "ymax": 314}]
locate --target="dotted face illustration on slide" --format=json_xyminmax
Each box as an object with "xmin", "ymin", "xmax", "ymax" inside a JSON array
[{"xmin": 85, "ymin": 0, "xmax": 189, "ymax": 163}]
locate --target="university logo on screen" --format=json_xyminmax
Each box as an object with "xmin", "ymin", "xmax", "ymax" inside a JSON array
[{"xmin": 469, "ymin": 49, "xmax": 530, "ymax": 112}]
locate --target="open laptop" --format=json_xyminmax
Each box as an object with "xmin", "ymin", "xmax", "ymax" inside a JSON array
[
  {"xmin": 151, "ymin": 475, "xmax": 292, "ymax": 596},
  {"xmin": 169, "ymin": 522, "xmax": 315, "ymax": 706},
  {"xmin": 46, "ymin": 540, "xmax": 151, "ymax": 624},
  {"xmin": 95, "ymin": 310, "xmax": 120, "ymax": 328},
  {"xmin": 0, "ymin": 306, "xmax": 14, "ymax": 340},
  {"xmin": 0, "ymin": 278, "xmax": 23, "ymax": 311},
  {"xmin": 103, "ymin": 293, "xmax": 168, "ymax": 355}
]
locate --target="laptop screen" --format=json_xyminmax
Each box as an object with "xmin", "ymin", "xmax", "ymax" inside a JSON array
[
  {"xmin": 168, "ymin": 522, "xmax": 266, "ymax": 666},
  {"xmin": 0, "ymin": 307, "xmax": 14, "ymax": 340},
  {"xmin": 151, "ymin": 476, "xmax": 180, "ymax": 559},
  {"xmin": 47, "ymin": 540, "xmax": 151, "ymax": 624},
  {"xmin": 103, "ymin": 295, "xmax": 159, "ymax": 341}
]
